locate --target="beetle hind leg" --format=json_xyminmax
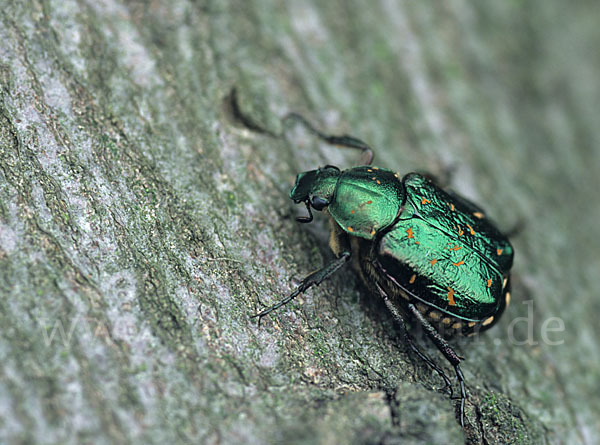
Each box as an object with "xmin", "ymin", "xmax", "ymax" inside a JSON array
[
  {"xmin": 417, "ymin": 164, "xmax": 456, "ymax": 189},
  {"xmin": 374, "ymin": 283, "xmax": 454, "ymax": 397},
  {"xmin": 408, "ymin": 303, "xmax": 467, "ymax": 428},
  {"xmin": 251, "ymin": 251, "xmax": 351, "ymax": 325}
]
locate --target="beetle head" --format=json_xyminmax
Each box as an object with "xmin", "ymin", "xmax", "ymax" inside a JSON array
[{"xmin": 289, "ymin": 165, "xmax": 340, "ymax": 223}]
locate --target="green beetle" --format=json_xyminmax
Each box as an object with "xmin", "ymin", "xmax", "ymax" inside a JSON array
[{"xmin": 253, "ymin": 114, "xmax": 514, "ymax": 428}]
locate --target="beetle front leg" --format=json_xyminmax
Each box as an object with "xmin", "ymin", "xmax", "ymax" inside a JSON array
[
  {"xmin": 251, "ymin": 251, "xmax": 351, "ymax": 325},
  {"xmin": 282, "ymin": 113, "xmax": 374, "ymax": 165},
  {"xmin": 407, "ymin": 303, "xmax": 467, "ymax": 428}
]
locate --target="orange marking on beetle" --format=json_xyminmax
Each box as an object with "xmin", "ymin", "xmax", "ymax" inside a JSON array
[
  {"xmin": 467, "ymin": 224, "xmax": 475, "ymax": 235},
  {"xmin": 430, "ymin": 259, "xmax": 438, "ymax": 266},
  {"xmin": 367, "ymin": 200, "xmax": 373, "ymax": 204},
  {"xmin": 351, "ymin": 210, "xmax": 355, "ymax": 214},
  {"xmin": 429, "ymin": 311, "xmax": 442, "ymax": 321},
  {"xmin": 457, "ymin": 227, "xmax": 464, "ymax": 236},
  {"xmin": 473, "ymin": 212, "xmax": 484, "ymax": 219},
  {"xmin": 450, "ymin": 203, "xmax": 455, "ymax": 211},
  {"xmin": 376, "ymin": 180, "xmax": 381, "ymax": 185},
  {"xmin": 406, "ymin": 228, "xmax": 414, "ymax": 239},
  {"xmin": 487, "ymin": 279, "xmax": 492, "ymax": 288},
  {"xmin": 367, "ymin": 169, "xmax": 373, "ymax": 172},
  {"xmin": 421, "ymin": 197, "xmax": 431, "ymax": 205},
  {"xmin": 450, "ymin": 245, "xmax": 462, "ymax": 251},
  {"xmin": 497, "ymin": 248, "xmax": 503, "ymax": 256},
  {"xmin": 415, "ymin": 241, "xmax": 420, "ymax": 245},
  {"xmin": 370, "ymin": 228, "xmax": 376, "ymax": 236},
  {"xmin": 447, "ymin": 288, "xmax": 456, "ymax": 306},
  {"xmin": 409, "ymin": 274, "xmax": 416, "ymax": 284},
  {"xmin": 373, "ymin": 167, "xmax": 379, "ymax": 170},
  {"xmin": 452, "ymin": 261, "xmax": 465, "ymax": 267},
  {"xmin": 482, "ymin": 316, "xmax": 494, "ymax": 326},
  {"xmin": 347, "ymin": 226, "xmax": 354, "ymax": 232}
]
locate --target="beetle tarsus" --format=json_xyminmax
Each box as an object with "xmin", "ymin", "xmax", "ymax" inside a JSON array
[
  {"xmin": 225, "ymin": 87, "xmax": 279, "ymax": 136},
  {"xmin": 455, "ymin": 365, "xmax": 466, "ymax": 428},
  {"xmin": 408, "ymin": 303, "xmax": 467, "ymax": 428},
  {"xmin": 282, "ymin": 113, "xmax": 375, "ymax": 165}
]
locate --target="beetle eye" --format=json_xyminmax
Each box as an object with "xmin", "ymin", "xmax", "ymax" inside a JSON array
[{"xmin": 311, "ymin": 196, "xmax": 328, "ymax": 210}]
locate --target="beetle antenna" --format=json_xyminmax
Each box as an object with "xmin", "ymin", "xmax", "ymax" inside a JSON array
[{"xmin": 296, "ymin": 200, "xmax": 313, "ymax": 223}]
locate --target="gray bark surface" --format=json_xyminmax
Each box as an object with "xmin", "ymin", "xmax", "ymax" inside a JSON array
[{"xmin": 1, "ymin": 1, "xmax": 599, "ymax": 444}]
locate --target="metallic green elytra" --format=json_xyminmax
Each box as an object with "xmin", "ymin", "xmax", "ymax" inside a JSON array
[
  {"xmin": 379, "ymin": 172, "xmax": 513, "ymax": 324},
  {"xmin": 253, "ymin": 113, "xmax": 515, "ymax": 428}
]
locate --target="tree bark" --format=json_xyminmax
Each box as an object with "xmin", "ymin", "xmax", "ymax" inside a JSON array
[{"xmin": 1, "ymin": 1, "xmax": 599, "ymax": 444}]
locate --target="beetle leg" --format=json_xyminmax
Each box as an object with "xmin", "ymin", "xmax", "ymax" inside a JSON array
[
  {"xmin": 407, "ymin": 303, "xmax": 467, "ymax": 428},
  {"xmin": 374, "ymin": 283, "xmax": 454, "ymax": 397},
  {"xmin": 445, "ymin": 189, "xmax": 487, "ymax": 216},
  {"xmin": 282, "ymin": 112, "xmax": 375, "ymax": 166},
  {"xmin": 251, "ymin": 251, "xmax": 351, "ymax": 326},
  {"xmin": 503, "ymin": 219, "xmax": 525, "ymax": 238},
  {"xmin": 417, "ymin": 165, "xmax": 456, "ymax": 188}
]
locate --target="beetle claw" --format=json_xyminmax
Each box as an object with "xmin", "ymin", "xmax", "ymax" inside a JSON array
[{"xmin": 439, "ymin": 381, "xmax": 454, "ymax": 398}]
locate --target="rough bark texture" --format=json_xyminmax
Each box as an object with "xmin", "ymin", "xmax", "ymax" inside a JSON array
[{"xmin": 1, "ymin": 1, "xmax": 599, "ymax": 444}]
